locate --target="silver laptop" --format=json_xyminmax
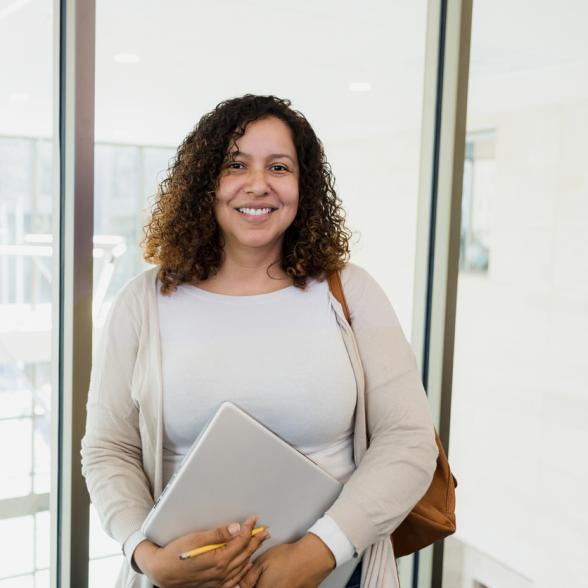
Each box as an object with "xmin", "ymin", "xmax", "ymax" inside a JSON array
[{"xmin": 141, "ymin": 401, "xmax": 358, "ymax": 587}]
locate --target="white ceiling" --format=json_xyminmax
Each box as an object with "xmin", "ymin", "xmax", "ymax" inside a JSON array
[{"xmin": 0, "ymin": 0, "xmax": 587, "ymax": 145}]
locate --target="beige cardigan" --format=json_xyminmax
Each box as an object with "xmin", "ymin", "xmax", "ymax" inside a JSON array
[{"xmin": 81, "ymin": 262, "xmax": 438, "ymax": 588}]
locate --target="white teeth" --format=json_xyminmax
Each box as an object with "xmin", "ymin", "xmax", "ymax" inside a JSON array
[{"xmin": 237, "ymin": 207, "xmax": 273, "ymax": 216}]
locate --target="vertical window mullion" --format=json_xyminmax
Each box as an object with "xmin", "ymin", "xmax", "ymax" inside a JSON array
[
  {"xmin": 411, "ymin": 0, "xmax": 473, "ymax": 587},
  {"xmin": 51, "ymin": 0, "xmax": 95, "ymax": 587}
]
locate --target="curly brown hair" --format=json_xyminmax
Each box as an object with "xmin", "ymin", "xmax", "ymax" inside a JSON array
[{"xmin": 142, "ymin": 94, "xmax": 351, "ymax": 293}]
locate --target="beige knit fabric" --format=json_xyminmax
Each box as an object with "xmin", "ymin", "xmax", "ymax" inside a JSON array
[{"xmin": 81, "ymin": 263, "xmax": 438, "ymax": 588}]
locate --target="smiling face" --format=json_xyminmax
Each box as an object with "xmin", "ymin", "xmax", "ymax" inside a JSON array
[{"xmin": 214, "ymin": 116, "xmax": 300, "ymax": 260}]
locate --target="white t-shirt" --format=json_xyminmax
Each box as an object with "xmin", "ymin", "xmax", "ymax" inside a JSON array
[{"xmin": 156, "ymin": 277, "xmax": 357, "ymax": 566}]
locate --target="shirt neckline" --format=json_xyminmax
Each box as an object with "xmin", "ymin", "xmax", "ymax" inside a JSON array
[{"xmin": 178, "ymin": 282, "xmax": 298, "ymax": 302}]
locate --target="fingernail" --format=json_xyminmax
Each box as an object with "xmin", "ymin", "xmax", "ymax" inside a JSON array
[{"xmin": 228, "ymin": 522, "xmax": 241, "ymax": 536}]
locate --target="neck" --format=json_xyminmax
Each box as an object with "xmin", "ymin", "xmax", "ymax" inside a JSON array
[{"xmin": 196, "ymin": 246, "xmax": 292, "ymax": 295}]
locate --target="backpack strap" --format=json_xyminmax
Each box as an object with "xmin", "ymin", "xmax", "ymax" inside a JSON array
[{"xmin": 327, "ymin": 271, "xmax": 351, "ymax": 326}]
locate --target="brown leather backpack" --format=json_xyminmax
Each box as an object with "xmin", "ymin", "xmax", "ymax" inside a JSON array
[{"xmin": 327, "ymin": 271, "xmax": 457, "ymax": 557}]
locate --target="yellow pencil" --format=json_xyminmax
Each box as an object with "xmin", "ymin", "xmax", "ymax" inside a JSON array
[{"xmin": 179, "ymin": 526, "xmax": 267, "ymax": 560}]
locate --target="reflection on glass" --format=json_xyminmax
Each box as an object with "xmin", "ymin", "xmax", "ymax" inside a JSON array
[
  {"xmin": 0, "ymin": 0, "xmax": 54, "ymax": 583},
  {"xmin": 460, "ymin": 132, "xmax": 495, "ymax": 273},
  {"xmin": 94, "ymin": 144, "xmax": 174, "ymax": 313},
  {"xmin": 443, "ymin": 1, "xmax": 588, "ymax": 587}
]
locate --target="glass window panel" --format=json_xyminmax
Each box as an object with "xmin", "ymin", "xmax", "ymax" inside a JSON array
[
  {"xmin": 0, "ymin": 0, "xmax": 55, "ymax": 583},
  {"xmin": 0, "ymin": 515, "xmax": 34, "ymax": 579},
  {"xmin": 35, "ymin": 511, "xmax": 50, "ymax": 571},
  {"xmin": 33, "ymin": 436, "xmax": 51, "ymax": 494},
  {"xmin": 89, "ymin": 555, "xmax": 124, "ymax": 588},
  {"xmin": 443, "ymin": 1, "xmax": 588, "ymax": 587},
  {"xmin": 143, "ymin": 147, "xmax": 175, "ymax": 191},
  {"xmin": 34, "ymin": 569, "xmax": 50, "ymax": 588},
  {"xmin": 0, "ymin": 383, "xmax": 32, "ymax": 419},
  {"xmin": 0, "ymin": 141, "xmax": 34, "ymax": 216},
  {"xmin": 0, "ymin": 577, "xmax": 34, "ymax": 588},
  {"xmin": 0, "ymin": 419, "xmax": 32, "ymax": 499}
]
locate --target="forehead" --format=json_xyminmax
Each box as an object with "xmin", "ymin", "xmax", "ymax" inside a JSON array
[{"xmin": 231, "ymin": 117, "xmax": 296, "ymax": 157}]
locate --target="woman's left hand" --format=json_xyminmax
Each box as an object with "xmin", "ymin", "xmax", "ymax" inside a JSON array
[{"xmin": 239, "ymin": 533, "xmax": 336, "ymax": 588}]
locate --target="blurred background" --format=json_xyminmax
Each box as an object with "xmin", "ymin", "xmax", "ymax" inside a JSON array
[{"xmin": 0, "ymin": 0, "xmax": 586, "ymax": 586}]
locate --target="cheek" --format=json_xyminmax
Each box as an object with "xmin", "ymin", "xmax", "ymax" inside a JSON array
[
  {"xmin": 216, "ymin": 176, "xmax": 240, "ymax": 200},
  {"xmin": 213, "ymin": 199, "xmax": 231, "ymax": 227},
  {"xmin": 287, "ymin": 183, "xmax": 300, "ymax": 206}
]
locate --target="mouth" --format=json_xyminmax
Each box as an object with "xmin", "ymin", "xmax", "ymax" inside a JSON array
[{"xmin": 235, "ymin": 206, "xmax": 277, "ymax": 219}]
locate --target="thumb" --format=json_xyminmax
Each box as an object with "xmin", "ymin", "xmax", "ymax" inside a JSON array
[{"xmin": 176, "ymin": 515, "xmax": 258, "ymax": 551}]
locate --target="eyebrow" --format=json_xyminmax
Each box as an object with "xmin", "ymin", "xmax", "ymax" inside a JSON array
[{"xmin": 229, "ymin": 150, "xmax": 296, "ymax": 163}]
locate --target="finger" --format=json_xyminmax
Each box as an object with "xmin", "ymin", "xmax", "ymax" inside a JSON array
[
  {"xmin": 222, "ymin": 561, "xmax": 254, "ymax": 588},
  {"xmin": 224, "ymin": 529, "xmax": 271, "ymax": 576},
  {"xmin": 218, "ymin": 515, "xmax": 261, "ymax": 558},
  {"xmin": 170, "ymin": 522, "xmax": 251, "ymax": 584},
  {"xmin": 238, "ymin": 563, "xmax": 263, "ymax": 588},
  {"xmin": 172, "ymin": 518, "xmax": 246, "ymax": 559},
  {"xmin": 191, "ymin": 519, "xmax": 246, "ymax": 548},
  {"xmin": 183, "ymin": 516, "xmax": 259, "ymax": 580}
]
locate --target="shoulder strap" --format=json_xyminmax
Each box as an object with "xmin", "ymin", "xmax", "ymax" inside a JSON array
[
  {"xmin": 329, "ymin": 272, "xmax": 457, "ymax": 557},
  {"xmin": 327, "ymin": 271, "xmax": 352, "ymax": 325}
]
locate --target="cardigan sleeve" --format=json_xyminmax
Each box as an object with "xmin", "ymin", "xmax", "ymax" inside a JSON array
[
  {"xmin": 81, "ymin": 284, "xmax": 154, "ymax": 546},
  {"xmin": 326, "ymin": 263, "xmax": 438, "ymax": 553}
]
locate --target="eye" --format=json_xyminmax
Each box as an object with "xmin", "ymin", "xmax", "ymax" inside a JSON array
[
  {"xmin": 270, "ymin": 163, "xmax": 289, "ymax": 172},
  {"xmin": 226, "ymin": 161, "xmax": 245, "ymax": 170}
]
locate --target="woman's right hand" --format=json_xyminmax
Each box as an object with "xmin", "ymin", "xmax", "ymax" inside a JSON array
[{"xmin": 134, "ymin": 515, "xmax": 270, "ymax": 588}]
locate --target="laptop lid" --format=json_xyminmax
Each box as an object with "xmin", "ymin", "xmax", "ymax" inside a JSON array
[{"xmin": 141, "ymin": 401, "xmax": 357, "ymax": 587}]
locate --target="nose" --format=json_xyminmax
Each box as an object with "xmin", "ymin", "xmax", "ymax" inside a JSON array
[{"xmin": 245, "ymin": 168, "xmax": 270, "ymax": 196}]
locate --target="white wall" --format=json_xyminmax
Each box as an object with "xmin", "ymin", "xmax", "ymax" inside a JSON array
[
  {"xmin": 328, "ymin": 129, "xmax": 422, "ymax": 335},
  {"xmin": 448, "ymin": 99, "xmax": 588, "ymax": 587}
]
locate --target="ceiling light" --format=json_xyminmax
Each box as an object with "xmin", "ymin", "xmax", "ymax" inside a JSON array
[
  {"xmin": 349, "ymin": 82, "xmax": 372, "ymax": 92},
  {"xmin": 114, "ymin": 53, "xmax": 140, "ymax": 64}
]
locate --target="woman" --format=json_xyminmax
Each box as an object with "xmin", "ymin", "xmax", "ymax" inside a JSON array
[{"xmin": 82, "ymin": 94, "xmax": 438, "ymax": 588}]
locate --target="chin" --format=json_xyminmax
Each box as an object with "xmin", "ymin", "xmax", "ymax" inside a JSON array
[
  {"xmin": 242, "ymin": 240, "xmax": 278, "ymax": 250},
  {"xmin": 237, "ymin": 234, "xmax": 283, "ymax": 250}
]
